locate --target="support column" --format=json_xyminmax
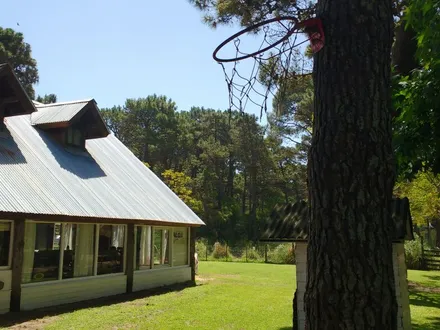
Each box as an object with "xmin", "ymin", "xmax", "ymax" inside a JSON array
[
  {"xmin": 125, "ymin": 224, "xmax": 135, "ymax": 294},
  {"xmin": 10, "ymin": 219, "xmax": 25, "ymax": 312},
  {"xmin": 189, "ymin": 227, "xmax": 196, "ymax": 283},
  {"xmin": 295, "ymin": 242, "xmax": 308, "ymax": 330}
]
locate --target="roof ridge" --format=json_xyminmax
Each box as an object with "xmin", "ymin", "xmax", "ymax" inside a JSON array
[{"xmin": 35, "ymin": 99, "xmax": 94, "ymax": 108}]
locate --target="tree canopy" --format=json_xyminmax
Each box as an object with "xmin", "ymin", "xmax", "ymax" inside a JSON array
[{"xmin": 0, "ymin": 27, "xmax": 39, "ymax": 99}]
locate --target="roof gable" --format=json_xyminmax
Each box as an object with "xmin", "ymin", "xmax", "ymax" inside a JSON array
[
  {"xmin": 0, "ymin": 63, "xmax": 36, "ymax": 117},
  {"xmin": 260, "ymin": 198, "xmax": 414, "ymax": 242},
  {"xmin": 31, "ymin": 99, "xmax": 109, "ymax": 139}
]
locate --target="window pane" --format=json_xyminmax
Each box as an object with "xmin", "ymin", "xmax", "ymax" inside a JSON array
[
  {"xmin": 98, "ymin": 225, "xmax": 125, "ymax": 275},
  {"xmin": 135, "ymin": 226, "xmax": 151, "ymax": 270},
  {"xmin": 22, "ymin": 223, "xmax": 61, "ymax": 283},
  {"xmin": 172, "ymin": 228, "xmax": 188, "ymax": 266},
  {"xmin": 0, "ymin": 222, "xmax": 11, "ymax": 267},
  {"xmin": 153, "ymin": 229, "xmax": 169, "ymax": 266},
  {"xmin": 62, "ymin": 224, "xmax": 95, "ymax": 279},
  {"xmin": 73, "ymin": 129, "xmax": 82, "ymax": 146}
]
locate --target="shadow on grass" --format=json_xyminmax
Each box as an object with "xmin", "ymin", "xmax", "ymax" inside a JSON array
[
  {"xmin": 426, "ymin": 274, "xmax": 440, "ymax": 282},
  {"xmin": 278, "ymin": 327, "xmax": 293, "ymax": 330},
  {"xmin": 409, "ymin": 290, "xmax": 440, "ymax": 309},
  {"xmin": 0, "ymin": 281, "xmax": 197, "ymax": 328},
  {"xmin": 412, "ymin": 317, "xmax": 440, "ymax": 330}
]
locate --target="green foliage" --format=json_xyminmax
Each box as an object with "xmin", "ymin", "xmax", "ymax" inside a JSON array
[
  {"xmin": 162, "ymin": 169, "xmax": 203, "ymax": 213},
  {"xmin": 405, "ymin": 233, "xmax": 424, "ymax": 269},
  {"xmin": 212, "ymin": 241, "xmax": 228, "ymax": 259},
  {"xmin": 394, "ymin": 171, "xmax": 440, "ymax": 226},
  {"xmin": 392, "ymin": 0, "xmax": 440, "ymax": 176},
  {"xmin": 0, "ymin": 27, "xmax": 39, "ymax": 99},
  {"xmin": 35, "ymin": 93, "xmax": 57, "ymax": 104},
  {"xmin": 268, "ymin": 243, "xmax": 295, "ymax": 264}
]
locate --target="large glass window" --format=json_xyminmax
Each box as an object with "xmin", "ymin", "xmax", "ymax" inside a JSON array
[
  {"xmin": 153, "ymin": 228, "xmax": 169, "ymax": 266},
  {"xmin": 62, "ymin": 224, "xmax": 95, "ymax": 279},
  {"xmin": 22, "ymin": 223, "xmax": 61, "ymax": 283},
  {"xmin": 0, "ymin": 222, "xmax": 11, "ymax": 267},
  {"xmin": 135, "ymin": 225, "xmax": 151, "ymax": 270},
  {"xmin": 97, "ymin": 225, "xmax": 125, "ymax": 275},
  {"xmin": 172, "ymin": 228, "xmax": 188, "ymax": 266}
]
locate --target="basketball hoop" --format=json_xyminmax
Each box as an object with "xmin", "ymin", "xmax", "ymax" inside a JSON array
[{"xmin": 212, "ymin": 16, "xmax": 324, "ymax": 116}]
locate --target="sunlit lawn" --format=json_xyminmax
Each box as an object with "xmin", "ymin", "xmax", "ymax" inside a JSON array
[{"xmin": 1, "ymin": 263, "xmax": 439, "ymax": 329}]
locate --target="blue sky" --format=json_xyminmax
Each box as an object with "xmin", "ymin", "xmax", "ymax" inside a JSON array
[{"xmin": 0, "ymin": 0, "xmax": 269, "ymax": 122}]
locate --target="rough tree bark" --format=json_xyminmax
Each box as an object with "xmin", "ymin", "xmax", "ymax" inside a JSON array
[{"xmin": 305, "ymin": 0, "xmax": 396, "ymax": 329}]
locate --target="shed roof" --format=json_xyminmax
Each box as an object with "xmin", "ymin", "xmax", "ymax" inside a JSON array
[
  {"xmin": 31, "ymin": 100, "xmax": 109, "ymax": 139},
  {"xmin": 0, "ymin": 114, "xmax": 205, "ymax": 226},
  {"xmin": 260, "ymin": 198, "xmax": 413, "ymax": 242},
  {"xmin": 31, "ymin": 100, "xmax": 93, "ymax": 125}
]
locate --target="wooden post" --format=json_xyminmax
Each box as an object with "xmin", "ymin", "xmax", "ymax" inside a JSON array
[
  {"xmin": 190, "ymin": 227, "xmax": 196, "ymax": 283},
  {"xmin": 421, "ymin": 236, "xmax": 425, "ymax": 270},
  {"xmin": 125, "ymin": 223, "xmax": 135, "ymax": 293},
  {"xmin": 245, "ymin": 244, "xmax": 248, "ymax": 262},
  {"xmin": 10, "ymin": 219, "xmax": 25, "ymax": 312},
  {"xmin": 265, "ymin": 244, "xmax": 268, "ymax": 263}
]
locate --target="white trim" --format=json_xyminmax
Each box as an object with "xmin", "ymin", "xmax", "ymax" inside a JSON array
[
  {"xmin": 187, "ymin": 227, "xmax": 190, "ymax": 266},
  {"xmin": 21, "ymin": 272, "xmax": 126, "ymax": 288},
  {"xmin": 134, "ymin": 265, "xmax": 189, "ymax": 275},
  {"xmin": 93, "ymin": 224, "xmax": 99, "ymax": 276},
  {"xmin": 169, "ymin": 228, "xmax": 174, "ymax": 267},
  {"xmin": 58, "ymin": 224, "xmax": 65, "ymax": 280}
]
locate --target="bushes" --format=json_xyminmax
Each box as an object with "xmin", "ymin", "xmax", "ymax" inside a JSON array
[
  {"xmin": 405, "ymin": 233, "xmax": 424, "ymax": 270},
  {"xmin": 268, "ymin": 243, "xmax": 295, "ymax": 264},
  {"xmin": 212, "ymin": 242, "xmax": 228, "ymax": 259}
]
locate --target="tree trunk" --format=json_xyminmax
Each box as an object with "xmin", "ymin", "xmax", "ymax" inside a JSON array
[
  {"xmin": 306, "ymin": 0, "xmax": 397, "ymax": 329},
  {"xmin": 435, "ymin": 220, "xmax": 440, "ymax": 248}
]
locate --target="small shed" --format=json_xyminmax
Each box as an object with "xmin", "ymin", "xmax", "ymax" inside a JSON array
[
  {"xmin": 0, "ymin": 63, "xmax": 204, "ymax": 314},
  {"xmin": 260, "ymin": 198, "xmax": 413, "ymax": 330}
]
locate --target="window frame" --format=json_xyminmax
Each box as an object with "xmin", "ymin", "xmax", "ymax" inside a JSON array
[
  {"xmin": 65, "ymin": 126, "xmax": 85, "ymax": 149},
  {"xmin": 152, "ymin": 226, "xmax": 172, "ymax": 269},
  {"xmin": 0, "ymin": 220, "xmax": 13, "ymax": 270},
  {"xmin": 21, "ymin": 221, "xmax": 127, "ymax": 287}
]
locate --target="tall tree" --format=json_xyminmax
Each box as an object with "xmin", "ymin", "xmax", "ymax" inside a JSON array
[
  {"xmin": 190, "ymin": 0, "xmax": 397, "ymax": 328},
  {"xmin": 306, "ymin": 1, "xmax": 396, "ymax": 328},
  {"xmin": 0, "ymin": 27, "xmax": 39, "ymax": 99}
]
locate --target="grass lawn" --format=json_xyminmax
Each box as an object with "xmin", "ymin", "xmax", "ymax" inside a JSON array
[{"xmin": 1, "ymin": 262, "xmax": 439, "ymax": 329}]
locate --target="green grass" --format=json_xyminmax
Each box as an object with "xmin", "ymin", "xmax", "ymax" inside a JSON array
[
  {"xmin": 1, "ymin": 263, "xmax": 439, "ymax": 329},
  {"xmin": 407, "ymin": 270, "xmax": 440, "ymax": 330}
]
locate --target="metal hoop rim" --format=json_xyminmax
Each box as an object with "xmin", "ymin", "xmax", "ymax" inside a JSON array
[{"xmin": 212, "ymin": 16, "xmax": 300, "ymax": 63}]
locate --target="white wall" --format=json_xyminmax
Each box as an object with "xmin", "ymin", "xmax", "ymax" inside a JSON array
[
  {"xmin": 133, "ymin": 266, "xmax": 191, "ymax": 292},
  {"xmin": 294, "ymin": 243, "xmax": 307, "ymax": 330},
  {"xmin": 21, "ymin": 274, "xmax": 126, "ymax": 311},
  {"xmin": 393, "ymin": 243, "xmax": 412, "ymax": 330},
  {"xmin": 0, "ymin": 270, "xmax": 11, "ymax": 314}
]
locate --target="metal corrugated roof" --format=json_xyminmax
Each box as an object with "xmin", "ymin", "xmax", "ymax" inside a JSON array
[
  {"xmin": 260, "ymin": 198, "xmax": 413, "ymax": 242},
  {"xmin": 0, "ymin": 114, "xmax": 205, "ymax": 226},
  {"xmin": 31, "ymin": 100, "xmax": 92, "ymax": 125}
]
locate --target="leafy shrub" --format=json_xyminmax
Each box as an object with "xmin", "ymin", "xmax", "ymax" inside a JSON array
[
  {"xmin": 269, "ymin": 243, "xmax": 295, "ymax": 264},
  {"xmin": 212, "ymin": 242, "xmax": 228, "ymax": 259},
  {"xmin": 246, "ymin": 247, "xmax": 262, "ymax": 261},
  {"xmin": 196, "ymin": 239, "xmax": 207, "ymax": 259},
  {"xmin": 405, "ymin": 233, "xmax": 423, "ymax": 270}
]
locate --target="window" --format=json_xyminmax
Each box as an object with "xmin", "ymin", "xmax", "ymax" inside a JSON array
[
  {"xmin": 62, "ymin": 224, "xmax": 95, "ymax": 279},
  {"xmin": 135, "ymin": 225, "xmax": 151, "ymax": 270},
  {"xmin": 172, "ymin": 228, "xmax": 188, "ymax": 266},
  {"xmin": 153, "ymin": 228, "xmax": 170, "ymax": 266},
  {"xmin": 0, "ymin": 222, "xmax": 11, "ymax": 267},
  {"xmin": 22, "ymin": 223, "xmax": 61, "ymax": 283},
  {"xmin": 66, "ymin": 127, "xmax": 83, "ymax": 147},
  {"xmin": 97, "ymin": 225, "xmax": 125, "ymax": 275}
]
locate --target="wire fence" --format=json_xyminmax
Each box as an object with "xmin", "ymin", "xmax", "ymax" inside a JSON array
[{"xmin": 195, "ymin": 239, "xmax": 296, "ymax": 265}]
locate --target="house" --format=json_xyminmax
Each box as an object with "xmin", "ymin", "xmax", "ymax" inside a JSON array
[
  {"xmin": 260, "ymin": 198, "xmax": 413, "ymax": 330},
  {"xmin": 0, "ymin": 63, "xmax": 204, "ymax": 314}
]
